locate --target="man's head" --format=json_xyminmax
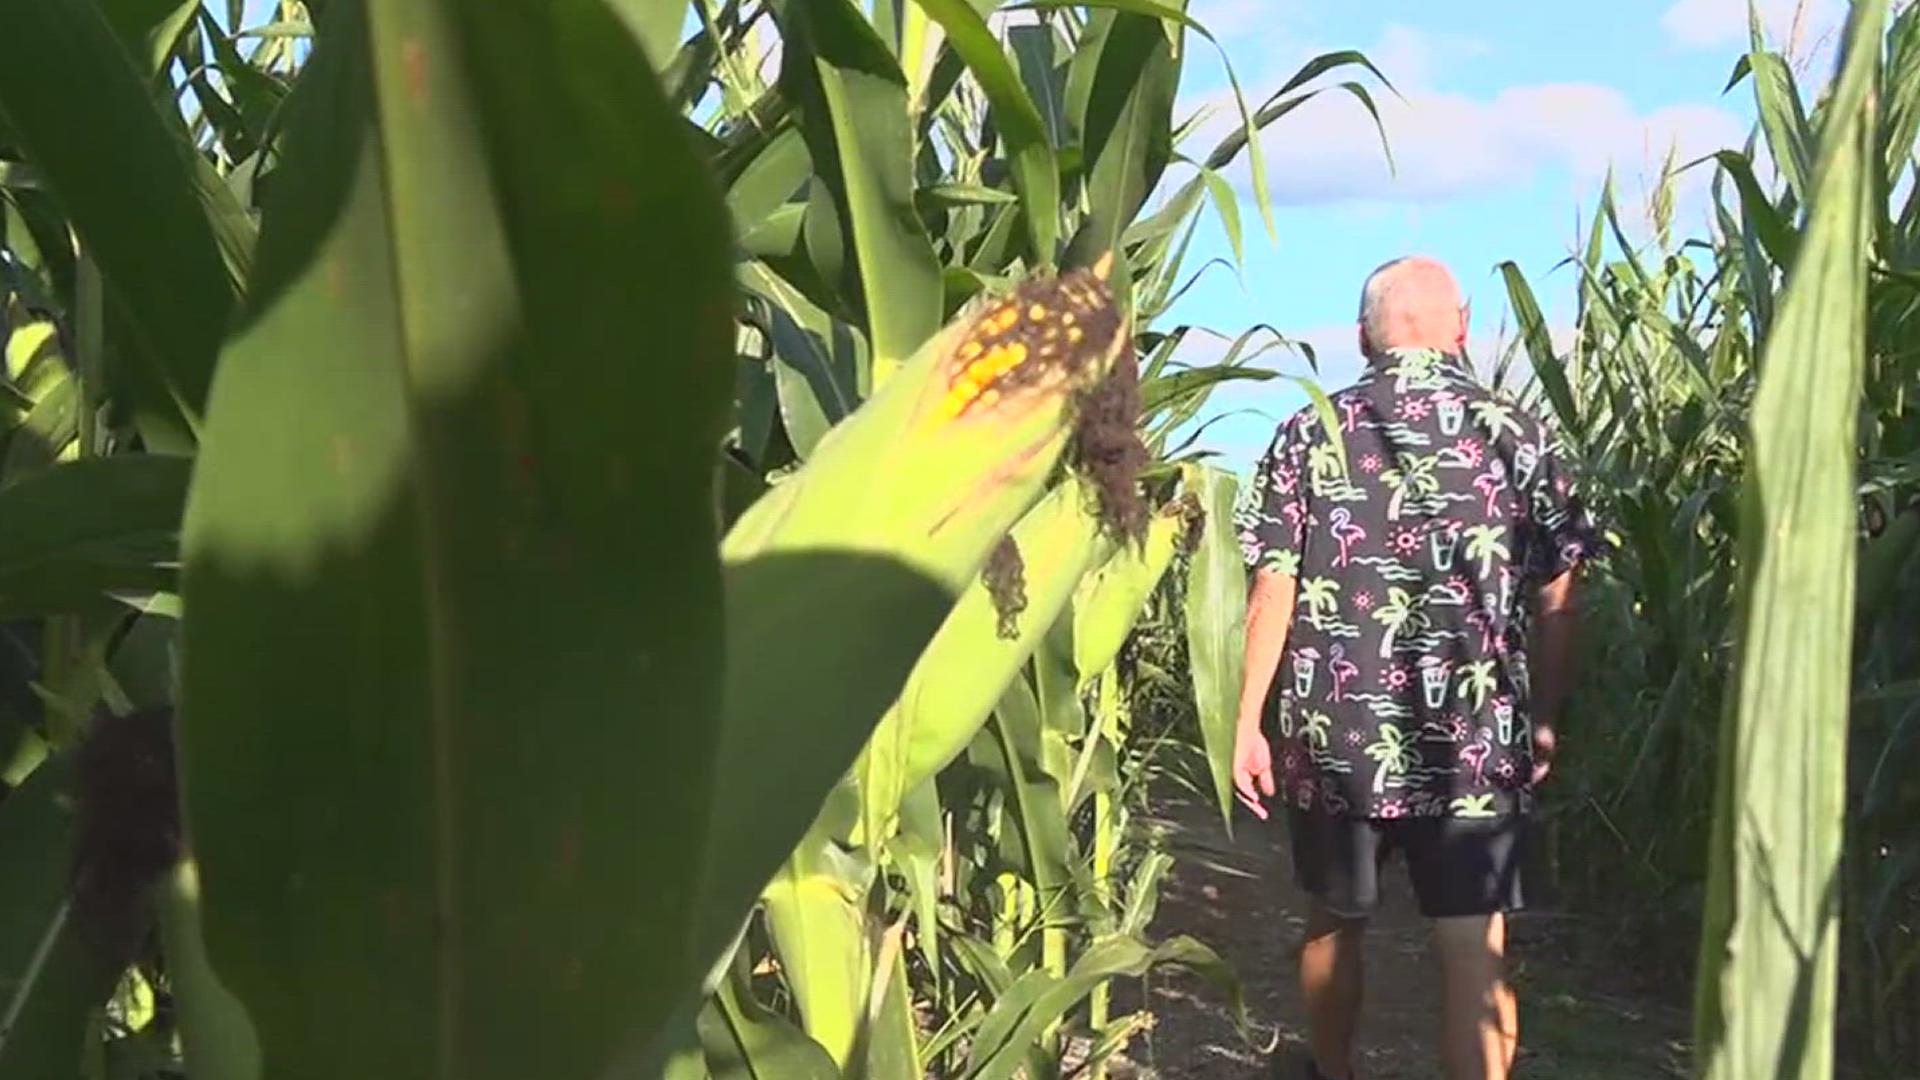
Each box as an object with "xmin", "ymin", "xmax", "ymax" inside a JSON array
[{"xmin": 1357, "ymin": 256, "xmax": 1469, "ymax": 360}]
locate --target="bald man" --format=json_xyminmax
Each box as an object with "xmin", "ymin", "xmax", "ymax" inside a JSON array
[{"xmin": 1230, "ymin": 257, "xmax": 1600, "ymax": 1080}]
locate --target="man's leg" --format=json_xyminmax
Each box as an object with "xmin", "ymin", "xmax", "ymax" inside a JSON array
[
  {"xmin": 1403, "ymin": 816, "xmax": 1526, "ymax": 1080},
  {"xmin": 1286, "ymin": 810, "xmax": 1381, "ymax": 1079},
  {"xmin": 1431, "ymin": 912, "xmax": 1517, "ymax": 1080},
  {"xmin": 1300, "ymin": 903, "xmax": 1368, "ymax": 1079}
]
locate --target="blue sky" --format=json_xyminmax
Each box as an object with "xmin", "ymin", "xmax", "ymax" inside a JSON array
[
  {"xmin": 221, "ymin": 0, "xmax": 1840, "ymax": 469},
  {"xmin": 1159, "ymin": 0, "xmax": 1842, "ymax": 469}
]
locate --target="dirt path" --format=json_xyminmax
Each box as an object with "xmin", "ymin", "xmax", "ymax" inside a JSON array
[{"xmin": 1112, "ymin": 792, "xmax": 1691, "ymax": 1079}]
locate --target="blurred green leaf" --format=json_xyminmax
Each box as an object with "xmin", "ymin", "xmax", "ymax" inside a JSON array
[
  {"xmin": 0, "ymin": 755, "xmax": 120, "ymax": 1077},
  {"xmin": 697, "ymin": 962, "xmax": 842, "ymax": 1080},
  {"xmin": 0, "ymin": 456, "xmax": 187, "ymax": 619},
  {"xmin": 177, "ymin": 3, "xmax": 736, "ymax": 1078},
  {"xmin": 98, "ymin": 0, "xmax": 200, "ymax": 78},
  {"xmin": 156, "ymin": 860, "xmax": 260, "ymax": 1080},
  {"xmin": 0, "ymin": 0, "xmax": 240, "ymax": 450}
]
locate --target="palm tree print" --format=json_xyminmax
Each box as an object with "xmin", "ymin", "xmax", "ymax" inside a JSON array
[
  {"xmin": 1372, "ymin": 587, "xmax": 1419, "ymax": 659},
  {"xmin": 1364, "ymin": 723, "xmax": 1419, "ymax": 794},
  {"xmin": 1299, "ymin": 710, "xmax": 1333, "ymax": 750},
  {"xmin": 1450, "ymin": 793, "xmax": 1499, "ymax": 819},
  {"xmin": 1470, "ymin": 398, "xmax": 1523, "ymax": 439},
  {"xmin": 1463, "ymin": 524, "xmax": 1510, "ymax": 577},
  {"xmin": 1379, "ymin": 452, "xmax": 1438, "ymax": 520},
  {"xmin": 1456, "ymin": 659, "xmax": 1499, "ymax": 711},
  {"xmin": 1264, "ymin": 548, "xmax": 1303, "ymax": 577},
  {"xmin": 1388, "ymin": 349, "xmax": 1442, "ymax": 390},
  {"xmin": 1299, "ymin": 576, "xmax": 1341, "ymax": 627},
  {"xmin": 1307, "ymin": 441, "xmax": 1344, "ymax": 490}
]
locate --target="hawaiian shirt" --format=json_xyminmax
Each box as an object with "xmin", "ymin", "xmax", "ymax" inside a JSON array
[{"xmin": 1234, "ymin": 347, "xmax": 1601, "ymax": 821}]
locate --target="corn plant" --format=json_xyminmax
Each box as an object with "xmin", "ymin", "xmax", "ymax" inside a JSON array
[
  {"xmin": 682, "ymin": 2, "xmax": 1384, "ymax": 1074},
  {"xmin": 0, "ymin": 1, "xmax": 1389, "ymax": 1077},
  {"xmin": 1500, "ymin": 1, "xmax": 1920, "ymax": 1072}
]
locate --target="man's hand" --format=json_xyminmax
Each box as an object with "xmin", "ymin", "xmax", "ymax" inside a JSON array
[
  {"xmin": 1234, "ymin": 567, "xmax": 1298, "ymax": 821},
  {"xmin": 1530, "ymin": 569, "xmax": 1578, "ymax": 788},
  {"xmin": 1530, "ymin": 718, "xmax": 1557, "ymax": 785},
  {"xmin": 1233, "ymin": 723, "xmax": 1277, "ymax": 819}
]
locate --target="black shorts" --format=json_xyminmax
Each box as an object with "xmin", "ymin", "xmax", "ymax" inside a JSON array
[{"xmin": 1286, "ymin": 809, "xmax": 1527, "ymax": 919}]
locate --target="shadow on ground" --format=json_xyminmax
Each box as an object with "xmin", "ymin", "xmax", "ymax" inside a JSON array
[{"xmin": 1109, "ymin": 790, "xmax": 1691, "ymax": 1079}]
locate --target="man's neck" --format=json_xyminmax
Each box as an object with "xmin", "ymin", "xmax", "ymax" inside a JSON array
[{"xmin": 1365, "ymin": 344, "xmax": 1460, "ymax": 366}]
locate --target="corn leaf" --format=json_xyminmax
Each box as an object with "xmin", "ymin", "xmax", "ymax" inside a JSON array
[
  {"xmin": 771, "ymin": 0, "xmax": 942, "ymax": 386},
  {"xmin": 0, "ymin": 456, "xmax": 188, "ymax": 619},
  {"xmin": 697, "ymin": 963, "xmax": 842, "ymax": 1080},
  {"xmin": 0, "ymin": 0, "xmax": 239, "ymax": 449},
  {"xmin": 0, "ymin": 755, "xmax": 120, "ymax": 1077},
  {"xmin": 761, "ymin": 836, "xmax": 872, "ymax": 1068},
  {"xmin": 177, "ymin": 2, "xmax": 737, "ymax": 1077},
  {"xmin": 1693, "ymin": 3, "xmax": 1884, "ymax": 1078},
  {"xmin": 1181, "ymin": 463, "xmax": 1244, "ymax": 829},
  {"xmin": 962, "ymin": 934, "xmax": 1240, "ymax": 1080},
  {"xmin": 856, "ymin": 479, "xmax": 1109, "ymax": 840},
  {"xmin": 155, "ymin": 860, "xmax": 260, "ymax": 1080},
  {"xmin": 697, "ymin": 261, "xmax": 1132, "ymax": 982},
  {"xmin": 1497, "ymin": 261, "xmax": 1581, "ymax": 439},
  {"xmin": 909, "ymin": 0, "xmax": 1060, "ymax": 265},
  {"xmin": 1071, "ymin": 502, "xmax": 1185, "ymax": 689}
]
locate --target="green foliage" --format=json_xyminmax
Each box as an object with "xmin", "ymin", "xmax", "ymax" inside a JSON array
[
  {"xmin": 0, "ymin": 0, "xmax": 1392, "ymax": 1076},
  {"xmin": 1499, "ymin": 4, "xmax": 1920, "ymax": 1073}
]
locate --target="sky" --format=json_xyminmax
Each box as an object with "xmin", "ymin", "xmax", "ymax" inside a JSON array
[
  {"xmin": 1158, "ymin": 0, "xmax": 1844, "ymax": 469},
  {"xmin": 218, "ymin": 0, "xmax": 1844, "ymax": 471}
]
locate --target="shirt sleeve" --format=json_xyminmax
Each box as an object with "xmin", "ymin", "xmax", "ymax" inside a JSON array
[
  {"xmin": 1519, "ymin": 430, "xmax": 1604, "ymax": 585},
  {"xmin": 1234, "ymin": 415, "xmax": 1310, "ymax": 576}
]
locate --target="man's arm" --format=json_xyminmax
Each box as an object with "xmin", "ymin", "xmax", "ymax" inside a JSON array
[
  {"xmin": 1529, "ymin": 569, "xmax": 1580, "ymax": 783},
  {"xmin": 1233, "ymin": 567, "xmax": 1297, "ymax": 817}
]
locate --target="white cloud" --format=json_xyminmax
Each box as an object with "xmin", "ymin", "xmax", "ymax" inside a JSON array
[
  {"xmin": 1191, "ymin": 25, "xmax": 1745, "ymax": 211},
  {"xmin": 1659, "ymin": 0, "xmax": 1838, "ymax": 51}
]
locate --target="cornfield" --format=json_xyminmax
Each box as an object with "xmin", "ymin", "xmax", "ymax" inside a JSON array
[
  {"xmin": 0, "ymin": 0, "xmax": 1912, "ymax": 1078},
  {"xmin": 1497, "ymin": 2, "xmax": 1918, "ymax": 1074},
  {"xmin": 0, "ymin": 0, "xmax": 1383, "ymax": 1077}
]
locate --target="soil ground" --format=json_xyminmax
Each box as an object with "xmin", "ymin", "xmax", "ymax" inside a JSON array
[{"xmin": 1108, "ymin": 790, "xmax": 1692, "ymax": 1080}]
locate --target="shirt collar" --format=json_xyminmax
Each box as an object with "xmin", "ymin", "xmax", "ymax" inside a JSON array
[{"xmin": 1358, "ymin": 346, "xmax": 1473, "ymax": 389}]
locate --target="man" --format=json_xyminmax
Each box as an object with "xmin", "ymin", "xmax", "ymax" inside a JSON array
[{"xmin": 1231, "ymin": 257, "xmax": 1597, "ymax": 1080}]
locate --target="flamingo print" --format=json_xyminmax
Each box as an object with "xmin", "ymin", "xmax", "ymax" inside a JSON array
[
  {"xmin": 1328, "ymin": 644, "xmax": 1361, "ymax": 702},
  {"xmin": 1473, "ymin": 459, "xmax": 1508, "ymax": 516},
  {"xmin": 1328, "ymin": 507, "xmax": 1367, "ymax": 567},
  {"xmin": 1459, "ymin": 727, "xmax": 1495, "ymax": 787},
  {"xmin": 1465, "ymin": 606, "xmax": 1498, "ymax": 651}
]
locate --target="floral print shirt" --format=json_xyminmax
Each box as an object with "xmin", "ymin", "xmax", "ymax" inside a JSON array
[{"xmin": 1234, "ymin": 348, "xmax": 1601, "ymax": 820}]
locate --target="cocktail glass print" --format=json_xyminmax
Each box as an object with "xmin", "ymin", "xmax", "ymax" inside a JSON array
[
  {"xmin": 1430, "ymin": 521, "xmax": 1462, "ymax": 571},
  {"xmin": 1514, "ymin": 441, "xmax": 1541, "ymax": 487},
  {"xmin": 1420, "ymin": 657, "xmax": 1452, "ymax": 709},
  {"xmin": 1494, "ymin": 696, "xmax": 1516, "ymax": 744},
  {"xmin": 1293, "ymin": 646, "xmax": 1321, "ymax": 697}
]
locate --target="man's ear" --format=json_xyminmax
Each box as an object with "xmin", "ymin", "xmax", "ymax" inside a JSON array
[
  {"xmin": 1456, "ymin": 301, "xmax": 1472, "ymax": 350},
  {"xmin": 1357, "ymin": 322, "xmax": 1370, "ymax": 358}
]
